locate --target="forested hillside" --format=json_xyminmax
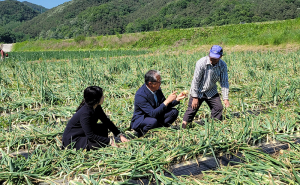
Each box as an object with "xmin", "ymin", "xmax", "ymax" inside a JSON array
[
  {"xmin": 0, "ymin": 0, "xmax": 45, "ymax": 42},
  {"xmin": 22, "ymin": 1, "xmax": 48, "ymax": 13},
  {"xmin": 3, "ymin": 0, "xmax": 300, "ymax": 43},
  {"xmin": 0, "ymin": 0, "xmax": 39, "ymax": 25},
  {"xmin": 12, "ymin": 18, "xmax": 300, "ymax": 51}
]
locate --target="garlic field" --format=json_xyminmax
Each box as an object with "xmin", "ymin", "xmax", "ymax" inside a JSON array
[{"xmin": 0, "ymin": 49, "xmax": 300, "ymax": 184}]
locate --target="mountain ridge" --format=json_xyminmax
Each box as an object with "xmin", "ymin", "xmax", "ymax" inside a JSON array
[
  {"xmin": 1, "ymin": 0, "xmax": 300, "ymax": 43},
  {"xmin": 22, "ymin": 1, "xmax": 48, "ymax": 13},
  {"xmin": 14, "ymin": 0, "xmax": 300, "ymax": 40}
]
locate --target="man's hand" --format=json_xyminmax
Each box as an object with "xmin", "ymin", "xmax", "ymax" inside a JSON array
[
  {"xmin": 191, "ymin": 97, "xmax": 199, "ymax": 110},
  {"xmin": 224, "ymin": 99, "xmax": 230, "ymax": 108},
  {"xmin": 176, "ymin": 92, "xmax": 187, "ymax": 101},
  {"xmin": 182, "ymin": 121, "xmax": 188, "ymax": 129},
  {"xmin": 164, "ymin": 91, "xmax": 177, "ymax": 106},
  {"xmin": 120, "ymin": 134, "xmax": 129, "ymax": 142}
]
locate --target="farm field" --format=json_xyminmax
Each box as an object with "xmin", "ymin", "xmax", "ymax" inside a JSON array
[{"xmin": 1, "ymin": 47, "xmax": 300, "ymax": 184}]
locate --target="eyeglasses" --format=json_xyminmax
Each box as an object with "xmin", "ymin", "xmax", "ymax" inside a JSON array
[{"xmin": 152, "ymin": 81, "xmax": 161, "ymax": 84}]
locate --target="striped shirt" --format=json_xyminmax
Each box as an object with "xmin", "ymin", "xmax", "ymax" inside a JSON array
[{"xmin": 190, "ymin": 56, "xmax": 229, "ymax": 100}]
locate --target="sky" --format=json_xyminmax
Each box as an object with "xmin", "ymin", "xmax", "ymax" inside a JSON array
[{"xmin": 19, "ymin": 0, "xmax": 71, "ymax": 9}]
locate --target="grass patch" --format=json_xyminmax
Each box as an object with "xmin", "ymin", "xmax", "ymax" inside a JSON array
[
  {"xmin": 7, "ymin": 50, "xmax": 149, "ymax": 61},
  {"xmin": 12, "ymin": 18, "xmax": 300, "ymax": 52}
]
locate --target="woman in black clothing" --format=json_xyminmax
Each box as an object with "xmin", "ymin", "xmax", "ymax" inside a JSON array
[{"xmin": 62, "ymin": 86, "xmax": 128, "ymax": 150}]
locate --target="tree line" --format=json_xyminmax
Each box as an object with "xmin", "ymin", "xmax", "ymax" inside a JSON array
[
  {"xmin": 1, "ymin": 0, "xmax": 300, "ymax": 43},
  {"xmin": 0, "ymin": 0, "xmax": 46, "ymax": 43}
]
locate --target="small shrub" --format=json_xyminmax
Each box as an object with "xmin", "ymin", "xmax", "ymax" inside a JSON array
[
  {"xmin": 96, "ymin": 35, "xmax": 103, "ymax": 41},
  {"xmin": 116, "ymin": 32, "xmax": 122, "ymax": 39},
  {"xmin": 272, "ymin": 37, "xmax": 282, "ymax": 45},
  {"xmin": 74, "ymin": 35, "xmax": 86, "ymax": 43}
]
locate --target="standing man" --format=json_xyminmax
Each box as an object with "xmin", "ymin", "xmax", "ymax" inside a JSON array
[
  {"xmin": 131, "ymin": 70, "xmax": 186, "ymax": 136},
  {"xmin": 0, "ymin": 48, "xmax": 4, "ymax": 60},
  {"xmin": 182, "ymin": 45, "xmax": 230, "ymax": 129}
]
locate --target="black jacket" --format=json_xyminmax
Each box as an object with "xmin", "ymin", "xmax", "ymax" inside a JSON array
[{"xmin": 62, "ymin": 104, "xmax": 120, "ymax": 150}]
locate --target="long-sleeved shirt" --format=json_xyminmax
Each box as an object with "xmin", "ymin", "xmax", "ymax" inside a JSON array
[
  {"xmin": 190, "ymin": 56, "xmax": 229, "ymax": 100},
  {"xmin": 62, "ymin": 104, "xmax": 121, "ymax": 149}
]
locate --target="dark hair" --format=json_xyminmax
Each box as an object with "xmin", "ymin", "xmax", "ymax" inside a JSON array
[
  {"xmin": 145, "ymin": 70, "xmax": 161, "ymax": 85},
  {"xmin": 76, "ymin": 86, "xmax": 103, "ymax": 112}
]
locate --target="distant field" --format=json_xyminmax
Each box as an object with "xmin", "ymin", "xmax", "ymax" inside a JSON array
[
  {"xmin": 12, "ymin": 18, "xmax": 300, "ymax": 52},
  {"xmin": 1, "ymin": 48, "xmax": 300, "ymax": 183},
  {"xmin": 7, "ymin": 50, "xmax": 149, "ymax": 61}
]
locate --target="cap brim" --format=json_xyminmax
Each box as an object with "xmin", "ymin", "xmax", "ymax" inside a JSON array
[{"xmin": 209, "ymin": 52, "xmax": 222, "ymax": 58}]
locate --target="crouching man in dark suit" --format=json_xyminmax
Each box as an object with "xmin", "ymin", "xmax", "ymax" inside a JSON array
[{"xmin": 131, "ymin": 70, "xmax": 186, "ymax": 136}]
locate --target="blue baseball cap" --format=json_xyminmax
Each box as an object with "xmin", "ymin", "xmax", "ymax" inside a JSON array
[{"xmin": 209, "ymin": 45, "xmax": 223, "ymax": 58}]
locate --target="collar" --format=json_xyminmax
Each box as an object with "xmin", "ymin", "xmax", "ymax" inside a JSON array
[
  {"xmin": 206, "ymin": 56, "xmax": 221, "ymax": 67},
  {"xmin": 84, "ymin": 103, "xmax": 95, "ymax": 112},
  {"xmin": 145, "ymin": 84, "xmax": 156, "ymax": 94}
]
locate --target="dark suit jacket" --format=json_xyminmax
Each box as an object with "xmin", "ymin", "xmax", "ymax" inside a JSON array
[
  {"xmin": 62, "ymin": 104, "xmax": 120, "ymax": 150},
  {"xmin": 131, "ymin": 84, "xmax": 180, "ymax": 130}
]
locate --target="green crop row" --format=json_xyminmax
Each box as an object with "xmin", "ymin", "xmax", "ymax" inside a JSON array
[
  {"xmin": 7, "ymin": 50, "xmax": 149, "ymax": 62},
  {"xmin": 0, "ymin": 108, "xmax": 299, "ymax": 184},
  {"xmin": 1, "ymin": 50, "xmax": 300, "ymax": 127}
]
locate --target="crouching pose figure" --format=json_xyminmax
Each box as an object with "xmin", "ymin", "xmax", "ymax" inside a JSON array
[
  {"xmin": 182, "ymin": 45, "xmax": 230, "ymax": 128},
  {"xmin": 62, "ymin": 86, "xmax": 128, "ymax": 150},
  {"xmin": 131, "ymin": 70, "xmax": 186, "ymax": 136}
]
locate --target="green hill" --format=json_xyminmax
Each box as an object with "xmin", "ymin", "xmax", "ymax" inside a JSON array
[
  {"xmin": 12, "ymin": 18, "xmax": 300, "ymax": 52},
  {"xmin": 13, "ymin": 0, "xmax": 300, "ymax": 41},
  {"xmin": 22, "ymin": 1, "xmax": 48, "ymax": 13},
  {"xmin": 0, "ymin": 0, "xmax": 44, "ymax": 42},
  {"xmin": 0, "ymin": 0, "xmax": 39, "ymax": 24},
  {"xmin": 15, "ymin": 0, "xmax": 300, "ymax": 39}
]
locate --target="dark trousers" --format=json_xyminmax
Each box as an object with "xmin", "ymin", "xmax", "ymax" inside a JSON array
[
  {"xmin": 65, "ymin": 124, "xmax": 109, "ymax": 151},
  {"xmin": 63, "ymin": 124, "xmax": 109, "ymax": 151},
  {"xmin": 136, "ymin": 108, "xmax": 179, "ymax": 134},
  {"xmin": 183, "ymin": 93, "xmax": 223, "ymax": 122},
  {"xmin": 87, "ymin": 123, "xmax": 109, "ymax": 150}
]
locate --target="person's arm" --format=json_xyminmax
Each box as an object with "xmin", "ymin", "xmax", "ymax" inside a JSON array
[
  {"xmin": 158, "ymin": 89, "xmax": 180, "ymax": 108},
  {"xmin": 167, "ymin": 96, "xmax": 182, "ymax": 107},
  {"xmin": 220, "ymin": 63, "xmax": 230, "ymax": 107},
  {"xmin": 80, "ymin": 111, "xmax": 111, "ymax": 145},
  {"xmin": 190, "ymin": 59, "xmax": 206, "ymax": 109},
  {"xmin": 136, "ymin": 94, "xmax": 169, "ymax": 118},
  {"xmin": 0, "ymin": 50, "xmax": 3, "ymax": 59},
  {"xmin": 96, "ymin": 106, "xmax": 121, "ymax": 137},
  {"xmin": 190, "ymin": 59, "xmax": 205, "ymax": 98},
  {"xmin": 97, "ymin": 106, "xmax": 129, "ymax": 143},
  {"xmin": 168, "ymin": 100, "xmax": 180, "ymax": 107}
]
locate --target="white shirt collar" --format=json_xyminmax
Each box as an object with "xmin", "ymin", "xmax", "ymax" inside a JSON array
[{"xmin": 146, "ymin": 84, "xmax": 155, "ymax": 94}]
